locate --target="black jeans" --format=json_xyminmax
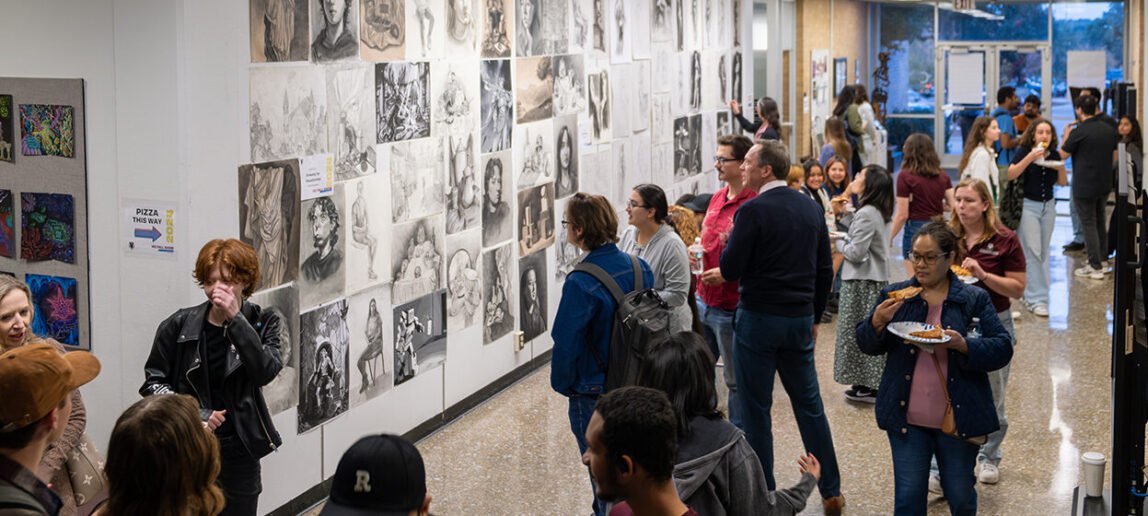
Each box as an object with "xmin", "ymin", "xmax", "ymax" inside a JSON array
[
  {"xmin": 1074, "ymin": 194, "xmax": 1108, "ymax": 269},
  {"xmin": 217, "ymin": 434, "xmax": 262, "ymax": 516}
]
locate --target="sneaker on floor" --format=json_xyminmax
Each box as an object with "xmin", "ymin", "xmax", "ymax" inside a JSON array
[
  {"xmin": 844, "ymin": 386, "xmax": 877, "ymax": 403},
  {"xmin": 1062, "ymin": 241, "xmax": 1085, "ymax": 252},
  {"xmin": 1031, "ymin": 303, "xmax": 1049, "ymax": 317},
  {"xmin": 928, "ymin": 474, "xmax": 944, "ymax": 496},
  {"xmin": 1011, "ymin": 310, "xmax": 1022, "ymax": 320},
  {"xmin": 822, "ymin": 495, "xmax": 845, "ymax": 516},
  {"xmin": 978, "ymin": 462, "xmax": 1000, "ymax": 484},
  {"xmin": 1074, "ymin": 265, "xmax": 1106, "ymax": 280}
]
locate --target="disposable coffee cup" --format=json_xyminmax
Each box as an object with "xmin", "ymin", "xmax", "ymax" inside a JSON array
[{"xmin": 1081, "ymin": 451, "xmax": 1106, "ymax": 497}]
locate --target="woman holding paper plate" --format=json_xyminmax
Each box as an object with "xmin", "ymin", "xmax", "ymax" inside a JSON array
[
  {"xmin": 856, "ymin": 222, "xmax": 1012, "ymax": 515},
  {"xmin": 1007, "ymin": 118, "xmax": 1067, "ymax": 317}
]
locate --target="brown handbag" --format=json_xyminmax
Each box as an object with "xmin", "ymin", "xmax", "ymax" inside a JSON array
[{"xmin": 929, "ymin": 352, "xmax": 988, "ymax": 445}]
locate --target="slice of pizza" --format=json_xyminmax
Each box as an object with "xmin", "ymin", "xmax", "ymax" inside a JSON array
[
  {"xmin": 950, "ymin": 264, "xmax": 971, "ymax": 277},
  {"xmin": 909, "ymin": 326, "xmax": 944, "ymax": 339},
  {"xmin": 887, "ymin": 286, "xmax": 923, "ymax": 301}
]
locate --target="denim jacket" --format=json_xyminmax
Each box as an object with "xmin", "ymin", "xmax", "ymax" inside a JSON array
[
  {"xmin": 856, "ymin": 273, "xmax": 1012, "ymax": 439},
  {"xmin": 550, "ymin": 244, "xmax": 654, "ymax": 396}
]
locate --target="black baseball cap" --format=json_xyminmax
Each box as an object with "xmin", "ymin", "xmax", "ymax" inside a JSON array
[
  {"xmin": 319, "ymin": 434, "xmax": 427, "ymax": 516},
  {"xmin": 681, "ymin": 193, "xmax": 713, "ymax": 213}
]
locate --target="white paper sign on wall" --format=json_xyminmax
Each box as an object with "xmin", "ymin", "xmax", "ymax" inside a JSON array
[
  {"xmin": 300, "ymin": 153, "xmax": 335, "ymax": 201},
  {"xmin": 124, "ymin": 201, "xmax": 176, "ymax": 256}
]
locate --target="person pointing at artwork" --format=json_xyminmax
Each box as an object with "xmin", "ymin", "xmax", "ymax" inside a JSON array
[{"xmin": 142, "ymin": 239, "xmax": 284, "ymax": 516}]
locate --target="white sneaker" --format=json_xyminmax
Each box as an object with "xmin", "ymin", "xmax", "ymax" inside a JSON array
[
  {"xmin": 1031, "ymin": 303, "xmax": 1049, "ymax": 317},
  {"xmin": 928, "ymin": 474, "xmax": 944, "ymax": 495},
  {"xmin": 977, "ymin": 462, "xmax": 1000, "ymax": 484},
  {"xmin": 1074, "ymin": 265, "xmax": 1106, "ymax": 280}
]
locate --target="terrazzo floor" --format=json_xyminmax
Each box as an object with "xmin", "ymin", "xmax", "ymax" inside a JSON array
[{"xmin": 304, "ymin": 212, "xmax": 1120, "ymax": 515}]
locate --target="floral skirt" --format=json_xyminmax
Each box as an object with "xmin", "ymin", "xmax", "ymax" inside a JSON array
[{"xmin": 833, "ymin": 279, "xmax": 887, "ymax": 388}]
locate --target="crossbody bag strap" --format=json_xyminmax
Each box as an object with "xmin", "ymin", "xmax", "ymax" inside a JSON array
[
  {"xmin": 928, "ymin": 352, "xmax": 951, "ymax": 404},
  {"xmin": 570, "ymin": 262, "xmax": 629, "ymax": 375}
]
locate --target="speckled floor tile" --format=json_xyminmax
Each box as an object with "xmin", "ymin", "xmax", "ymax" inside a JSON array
[{"xmin": 304, "ymin": 214, "xmax": 1117, "ymax": 515}]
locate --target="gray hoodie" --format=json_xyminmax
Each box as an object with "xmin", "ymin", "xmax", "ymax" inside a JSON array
[{"xmin": 674, "ymin": 417, "xmax": 816, "ymax": 516}]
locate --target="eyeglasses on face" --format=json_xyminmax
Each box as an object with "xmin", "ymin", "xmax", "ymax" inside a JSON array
[
  {"xmin": 626, "ymin": 200, "xmax": 649, "ymax": 209},
  {"xmin": 907, "ymin": 251, "xmax": 949, "ymax": 265},
  {"xmin": 713, "ymin": 156, "xmax": 742, "ymax": 165}
]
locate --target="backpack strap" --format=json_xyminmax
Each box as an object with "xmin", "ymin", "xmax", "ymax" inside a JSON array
[
  {"xmin": 629, "ymin": 254, "xmax": 644, "ymax": 292},
  {"xmin": 572, "ymin": 262, "xmax": 628, "ymax": 303}
]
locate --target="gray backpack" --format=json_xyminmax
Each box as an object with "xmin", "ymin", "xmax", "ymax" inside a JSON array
[{"xmin": 574, "ymin": 254, "xmax": 672, "ymax": 392}]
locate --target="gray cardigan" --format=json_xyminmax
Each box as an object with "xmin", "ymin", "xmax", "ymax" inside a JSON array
[
  {"xmin": 835, "ymin": 204, "xmax": 891, "ymax": 282},
  {"xmin": 619, "ymin": 224, "xmax": 693, "ymax": 333}
]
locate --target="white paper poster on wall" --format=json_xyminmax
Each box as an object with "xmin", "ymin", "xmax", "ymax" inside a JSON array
[
  {"xmin": 123, "ymin": 201, "xmax": 176, "ymax": 257},
  {"xmin": 1067, "ymin": 50, "xmax": 1108, "ymax": 94},
  {"xmin": 300, "ymin": 153, "xmax": 335, "ymax": 200},
  {"xmin": 948, "ymin": 51, "xmax": 985, "ymax": 106}
]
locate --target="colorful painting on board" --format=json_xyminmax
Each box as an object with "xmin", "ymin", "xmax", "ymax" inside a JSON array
[
  {"xmin": 25, "ymin": 274, "xmax": 79, "ymax": 347},
  {"xmin": 0, "ymin": 95, "xmax": 13, "ymax": 162},
  {"xmin": 21, "ymin": 193, "xmax": 74, "ymax": 263},
  {"xmin": 19, "ymin": 104, "xmax": 74, "ymax": 158},
  {"xmin": 0, "ymin": 190, "xmax": 12, "ymax": 258}
]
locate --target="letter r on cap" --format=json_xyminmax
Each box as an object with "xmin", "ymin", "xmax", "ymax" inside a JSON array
[{"xmin": 355, "ymin": 470, "xmax": 371, "ymax": 493}]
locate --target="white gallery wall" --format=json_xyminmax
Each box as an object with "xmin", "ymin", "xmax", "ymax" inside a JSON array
[{"xmin": 0, "ymin": 0, "xmax": 752, "ymax": 511}]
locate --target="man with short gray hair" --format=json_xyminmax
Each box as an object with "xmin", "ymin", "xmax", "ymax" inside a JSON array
[{"xmin": 719, "ymin": 139, "xmax": 844, "ymax": 514}]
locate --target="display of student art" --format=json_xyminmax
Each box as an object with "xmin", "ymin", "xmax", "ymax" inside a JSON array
[
  {"xmin": 242, "ymin": 0, "xmax": 751, "ymax": 435},
  {"xmin": 0, "ymin": 77, "xmax": 91, "ymax": 350}
]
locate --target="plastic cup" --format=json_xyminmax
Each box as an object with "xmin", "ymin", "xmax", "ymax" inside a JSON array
[{"xmin": 1081, "ymin": 451, "xmax": 1106, "ymax": 497}]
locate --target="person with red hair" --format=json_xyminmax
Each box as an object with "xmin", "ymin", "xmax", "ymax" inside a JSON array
[{"xmin": 141, "ymin": 239, "xmax": 284, "ymax": 516}]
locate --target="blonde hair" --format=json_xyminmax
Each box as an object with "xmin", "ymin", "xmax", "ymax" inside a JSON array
[
  {"xmin": 949, "ymin": 178, "xmax": 1001, "ymax": 248},
  {"xmin": 666, "ymin": 205, "xmax": 700, "ymax": 245},
  {"xmin": 0, "ymin": 276, "xmax": 40, "ymax": 351},
  {"xmin": 787, "ymin": 165, "xmax": 805, "ymax": 188}
]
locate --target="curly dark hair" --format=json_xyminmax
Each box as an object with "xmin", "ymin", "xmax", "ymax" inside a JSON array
[
  {"xmin": 308, "ymin": 197, "xmax": 341, "ymax": 247},
  {"xmin": 594, "ymin": 386, "xmax": 678, "ymax": 483}
]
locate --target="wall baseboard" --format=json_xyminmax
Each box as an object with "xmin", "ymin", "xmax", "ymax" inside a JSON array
[{"xmin": 267, "ymin": 350, "xmax": 553, "ymax": 516}]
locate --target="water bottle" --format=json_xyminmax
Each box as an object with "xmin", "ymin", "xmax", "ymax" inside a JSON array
[
  {"xmin": 689, "ymin": 237, "xmax": 704, "ymax": 275},
  {"xmin": 967, "ymin": 317, "xmax": 980, "ymax": 340}
]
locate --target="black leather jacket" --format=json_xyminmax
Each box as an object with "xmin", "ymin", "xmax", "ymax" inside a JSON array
[{"xmin": 141, "ymin": 301, "xmax": 283, "ymax": 459}]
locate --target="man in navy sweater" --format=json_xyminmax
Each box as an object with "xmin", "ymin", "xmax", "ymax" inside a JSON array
[{"xmin": 719, "ymin": 139, "xmax": 843, "ymax": 515}]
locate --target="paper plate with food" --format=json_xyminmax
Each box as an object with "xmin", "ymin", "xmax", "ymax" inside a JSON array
[
  {"xmin": 887, "ymin": 321, "xmax": 951, "ymax": 350},
  {"xmin": 950, "ymin": 265, "xmax": 977, "ymax": 284}
]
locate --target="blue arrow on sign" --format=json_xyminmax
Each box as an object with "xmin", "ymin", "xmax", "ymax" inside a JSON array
[{"xmin": 134, "ymin": 226, "xmax": 162, "ymax": 242}]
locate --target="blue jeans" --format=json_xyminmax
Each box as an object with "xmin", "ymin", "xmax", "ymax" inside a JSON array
[
  {"xmin": 569, "ymin": 396, "xmax": 606, "ymax": 516},
  {"xmin": 733, "ymin": 309, "xmax": 840, "ymax": 498},
  {"xmin": 697, "ymin": 296, "xmax": 740, "ymax": 429},
  {"xmin": 901, "ymin": 219, "xmax": 929, "ymax": 259},
  {"xmin": 1069, "ymin": 186, "xmax": 1084, "ymax": 244},
  {"xmin": 890, "ymin": 426, "xmax": 979, "ymax": 515},
  {"xmin": 1018, "ymin": 198, "xmax": 1056, "ymax": 306}
]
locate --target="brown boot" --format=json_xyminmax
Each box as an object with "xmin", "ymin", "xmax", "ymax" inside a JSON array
[{"xmin": 823, "ymin": 495, "xmax": 845, "ymax": 515}]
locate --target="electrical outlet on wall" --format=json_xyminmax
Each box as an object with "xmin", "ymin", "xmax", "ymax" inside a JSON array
[{"xmin": 514, "ymin": 331, "xmax": 525, "ymax": 352}]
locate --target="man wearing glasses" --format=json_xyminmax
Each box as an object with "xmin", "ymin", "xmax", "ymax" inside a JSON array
[
  {"xmin": 692, "ymin": 133, "xmax": 754, "ymax": 431},
  {"xmin": 718, "ymin": 139, "xmax": 845, "ymax": 515}
]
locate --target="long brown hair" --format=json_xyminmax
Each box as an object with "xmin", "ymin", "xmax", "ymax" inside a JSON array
[
  {"xmin": 1017, "ymin": 117, "xmax": 1059, "ymax": 156},
  {"xmin": 949, "ymin": 178, "xmax": 1001, "ymax": 248},
  {"xmin": 103, "ymin": 394, "xmax": 225, "ymax": 516},
  {"xmin": 824, "ymin": 117, "xmax": 853, "ymax": 162},
  {"xmin": 901, "ymin": 133, "xmax": 941, "ymax": 178},
  {"xmin": 958, "ymin": 116, "xmax": 996, "ymax": 174}
]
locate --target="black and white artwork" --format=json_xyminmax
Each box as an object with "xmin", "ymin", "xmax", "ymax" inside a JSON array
[
  {"xmin": 516, "ymin": 0, "xmax": 542, "ymax": 56},
  {"xmin": 717, "ymin": 53, "xmax": 729, "ymax": 107},
  {"xmin": 327, "ymin": 65, "xmax": 377, "ymax": 181},
  {"xmin": 391, "ymin": 215, "xmax": 445, "ymax": 305},
  {"xmin": 375, "ymin": 61, "xmax": 430, "ymax": 143},
  {"xmin": 731, "ymin": 51, "xmax": 743, "ymax": 106},
  {"xmin": 250, "ymin": 67, "xmax": 327, "ymax": 163},
  {"xmin": 570, "ymin": 0, "xmax": 591, "ymax": 52},
  {"xmin": 610, "ymin": 64, "xmax": 632, "ymax": 136},
  {"xmin": 238, "ymin": 158, "xmax": 301, "ymax": 291},
  {"xmin": 407, "ymin": 0, "xmax": 444, "ymax": 59},
  {"xmin": 586, "ymin": 69, "xmax": 612, "ymax": 142},
  {"xmin": 251, "ymin": 0, "xmax": 310, "ymax": 62},
  {"xmin": 347, "ymin": 284, "xmax": 393, "ymax": 407},
  {"xmin": 580, "ymin": 143, "xmax": 614, "ymax": 210},
  {"xmin": 482, "ymin": 243, "xmax": 515, "ymax": 344},
  {"xmin": 390, "ymin": 137, "xmax": 445, "ymax": 223},
  {"xmin": 518, "ymin": 251, "xmax": 548, "ymax": 342},
  {"xmin": 633, "ymin": 61, "xmax": 651, "ymax": 133},
  {"xmin": 701, "ymin": 110, "xmax": 717, "ymax": 175},
  {"xmin": 299, "ymin": 187, "xmax": 347, "ymax": 309},
  {"xmin": 345, "ymin": 174, "xmax": 389, "ymax": 293},
  {"xmin": 481, "ymin": 0, "xmax": 513, "ymax": 57},
  {"xmin": 673, "ymin": 114, "xmax": 701, "ymax": 181},
  {"xmin": 653, "ymin": 45, "xmax": 674, "ymax": 93},
  {"xmin": 631, "ymin": 0, "xmax": 651, "ymax": 59},
  {"xmin": 517, "ymin": 182, "xmax": 555, "ymax": 256},
  {"xmin": 298, "ymin": 299, "xmax": 350, "ymax": 433},
  {"xmin": 446, "ymin": 134, "xmax": 481, "ymax": 233},
  {"xmin": 612, "ymin": 136, "xmax": 632, "ymax": 208},
  {"xmin": 480, "ymin": 59, "xmax": 514, "ymax": 152},
  {"xmin": 446, "ymin": 229, "xmax": 482, "ymax": 330},
  {"xmin": 516, "ymin": 56, "xmax": 553, "ymax": 124},
  {"xmin": 393, "ymin": 290, "xmax": 447, "ymax": 386},
  {"xmin": 481, "ymin": 151, "xmax": 514, "ymax": 247},
  {"xmin": 553, "ymin": 197, "xmax": 582, "ymax": 281},
  {"xmin": 445, "ymin": 0, "xmax": 480, "ymax": 55},
  {"xmin": 515, "ymin": 120, "xmax": 554, "ymax": 188},
  {"xmin": 652, "ymin": 142, "xmax": 673, "ymax": 187},
  {"xmin": 651, "ymin": 93, "xmax": 673, "ymax": 144},
  {"xmin": 674, "ymin": 0, "xmax": 685, "ymax": 50},
  {"xmin": 652, "ymin": 0, "xmax": 673, "ymax": 42},
  {"xmin": 702, "ymin": 51, "xmax": 720, "ymax": 110},
  {"xmin": 252, "ymin": 284, "xmax": 300, "ymax": 416},
  {"xmin": 432, "ymin": 60, "xmax": 480, "ymax": 137},
  {"xmin": 360, "ymin": 0, "xmax": 405, "ymax": 61},
  {"xmin": 705, "ymin": 0, "xmax": 726, "ymax": 50},
  {"xmin": 590, "ymin": 0, "xmax": 607, "ymax": 55},
  {"xmin": 554, "ymin": 116, "xmax": 578, "ymax": 198},
  {"xmin": 678, "ymin": 50, "xmax": 702, "ymax": 113},
  {"xmin": 716, "ymin": 110, "xmax": 730, "ymax": 135},
  {"xmin": 687, "ymin": 0, "xmax": 701, "ymax": 49},
  {"xmin": 552, "ymin": 54, "xmax": 586, "ymax": 115},
  {"xmin": 633, "ymin": 131, "xmax": 652, "ymax": 187},
  {"xmin": 608, "ymin": 0, "xmax": 630, "ymax": 63},
  {"xmin": 542, "ymin": 0, "xmax": 571, "ymax": 55},
  {"xmin": 311, "ymin": 0, "xmax": 360, "ymax": 62}
]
